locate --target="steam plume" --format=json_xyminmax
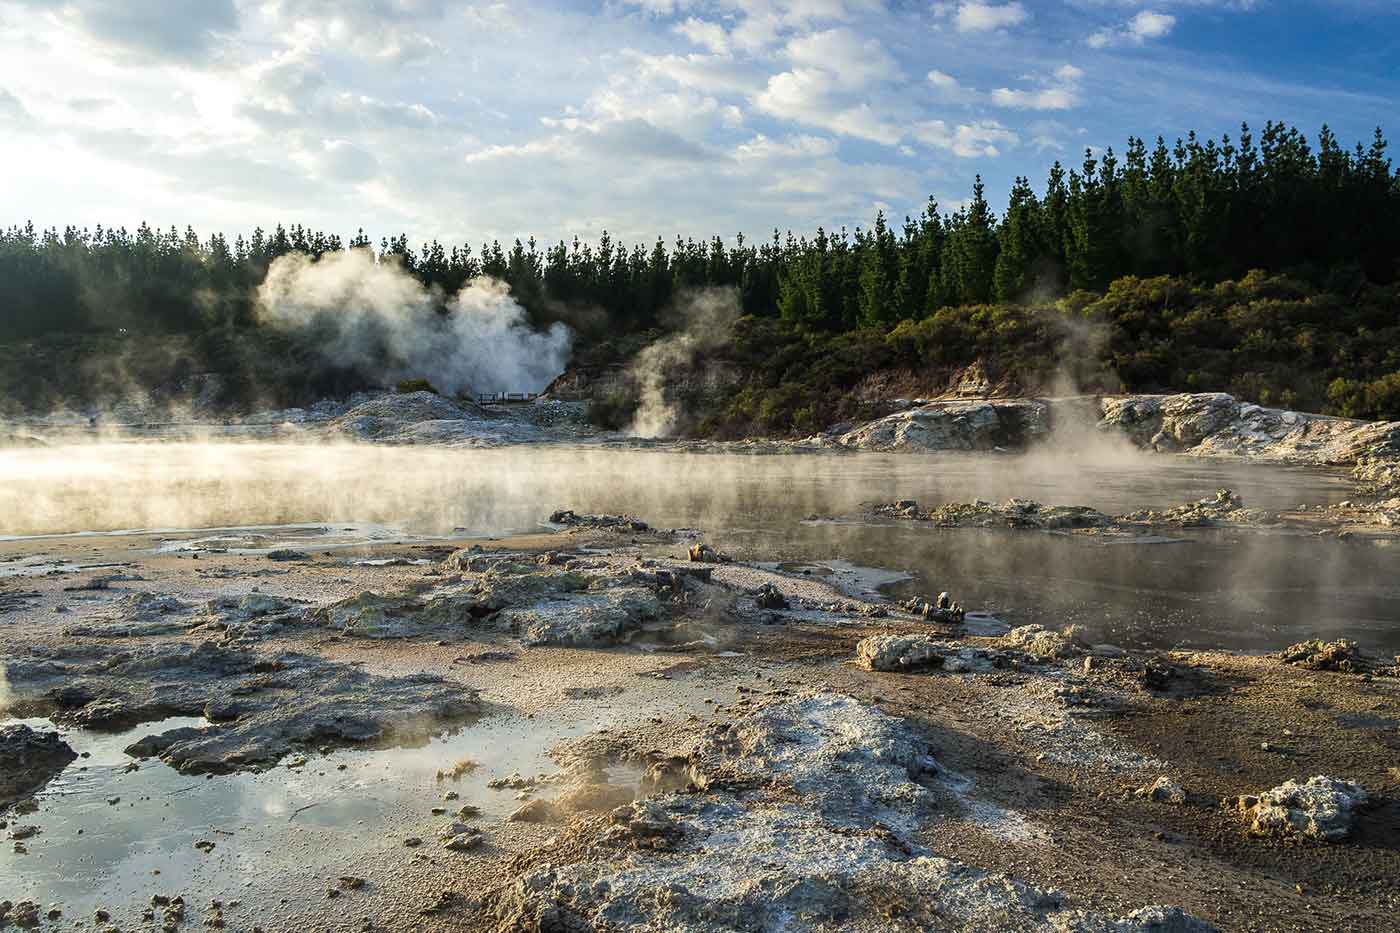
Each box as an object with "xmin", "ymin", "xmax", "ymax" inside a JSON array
[
  {"xmin": 628, "ymin": 288, "xmax": 739, "ymax": 438},
  {"xmin": 256, "ymin": 250, "xmax": 571, "ymax": 396}
]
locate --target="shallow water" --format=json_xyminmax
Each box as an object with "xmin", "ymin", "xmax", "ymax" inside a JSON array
[
  {"xmin": 0, "ymin": 441, "xmax": 1356, "ymax": 539},
  {"xmin": 0, "ymin": 683, "xmax": 711, "ymax": 923},
  {"xmin": 1, "ymin": 441, "xmax": 1393, "ymax": 653},
  {"xmin": 733, "ymin": 523, "xmax": 1400, "ymax": 654}
]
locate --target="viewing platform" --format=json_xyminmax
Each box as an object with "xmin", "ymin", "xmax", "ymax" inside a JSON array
[{"xmin": 476, "ymin": 392, "xmax": 541, "ymax": 405}]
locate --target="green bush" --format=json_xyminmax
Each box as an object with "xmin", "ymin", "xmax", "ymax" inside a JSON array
[
  {"xmin": 587, "ymin": 388, "xmax": 639, "ymax": 431},
  {"xmin": 395, "ymin": 378, "xmax": 438, "ymax": 395}
]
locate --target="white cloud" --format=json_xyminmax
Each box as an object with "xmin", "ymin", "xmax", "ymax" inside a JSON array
[
  {"xmin": 0, "ymin": 87, "xmax": 34, "ymax": 129},
  {"xmin": 990, "ymin": 64, "xmax": 1082, "ymax": 110},
  {"xmin": 753, "ymin": 29, "xmax": 906, "ymax": 145},
  {"xmin": 754, "ymin": 68, "xmax": 903, "ymax": 144},
  {"xmin": 952, "ymin": 2, "xmax": 1027, "ymax": 34},
  {"xmin": 23, "ymin": 0, "xmax": 239, "ymax": 62},
  {"xmin": 927, "ymin": 68, "xmax": 978, "ymax": 104},
  {"xmin": 1131, "ymin": 11, "xmax": 1177, "ymax": 39},
  {"xmin": 632, "ymin": 51, "xmax": 765, "ymax": 96},
  {"xmin": 674, "ymin": 17, "xmax": 730, "ymax": 55},
  {"xmin": 308, "ymin": 139, "xmax": 380, "ymax": 182},
  {"xmin": 0, "ymin": 0, "xmax": 1358, "ymax": 250},
  {"xmin": 783, "ymin": 27, "xmax": 901, "ymax": 86},
  {"xmin": 1088, "ymin": 10, "xmax": 1177, "ymax": 49},
  {"xmin": 914, "ymin": 119, "xmax": 1017, "ymax": 157}
]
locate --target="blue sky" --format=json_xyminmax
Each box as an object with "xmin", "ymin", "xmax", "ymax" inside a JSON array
[{"xmin": 0, "ymin": 1, "xmax": 1395, "ymax": 248}]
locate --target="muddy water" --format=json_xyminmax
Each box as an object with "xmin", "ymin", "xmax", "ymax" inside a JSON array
[
  {"xmin": 0, "ymin": 684, "xmax": 710, "ymax": 924},
  {"xmin": 2, "ymin": 441, "xmax": 1391, "ymax": 653}
]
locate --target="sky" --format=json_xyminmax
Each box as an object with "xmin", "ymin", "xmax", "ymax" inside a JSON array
[{"xmin": 0, "ymin": 0, "xmax": 1396, "ymax": 248}]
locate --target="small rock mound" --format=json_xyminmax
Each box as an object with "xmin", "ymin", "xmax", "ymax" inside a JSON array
[
  {"xmin": 340, "ymin": 391, "xmax": 476, "ymax": 423},
  {"xmin": 1279, "ymin": 638, "xmax": 1366, "ymax": 673},
  {"xmin": 1236, "ymin": 775, "xmax": 1368, "ymax": 842},
  {"xmin": 753, "ymin": 582, "xmax": 788, "ymax": 610},
  {"xmin": 687, "ymin": 543, "xmax": 730, "ymax": 563},
  {"xmin": 331, "ymin": 391, "xmax": 483, "ymax": 439},
  {"xmin": 997, "ymin": 624, "xmax": 1086, "ymax": 660},
  {"xmin": 900, "ymin": 592, "xmax": 965, "ymax": 623},
  {"xmin": 1, "ymin": 725, "xmax": 78, "ymax": 806},
  {"xmin": 874, "ymin": 497, "xmax": 1113, "ymax": 530},
  {"xmin": 1136, "ymin": 776, "xmax": 1187, "ymax": 805},
  {"xmin": 1119, "ymin": 488, "xmax": 1261, "ymax": 527},
  {"xmin": 855, "ymin": 635, "xmax": 998, "ymax": 673},
  {"xmin": 549, "ymin": 510, "xmax": 650, "ymax": 532}
]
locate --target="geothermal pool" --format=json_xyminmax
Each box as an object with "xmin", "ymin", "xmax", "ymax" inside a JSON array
[
  {"xmin": 2, "ymin": 440, "xmax": 1398, "ymax": 930},
  {"xmin": 0, "ymin": 442, "xmax": 1390, "ymax": 654}
]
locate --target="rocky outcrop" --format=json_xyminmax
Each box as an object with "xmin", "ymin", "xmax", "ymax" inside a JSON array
[
  {"xmin": 1280, "ymin": 639, "xmax": 1364, "ymax": 673},
  {"xmin": 0, "ymin": 725, "xmax": 78, "ymax": 807},
  {"xmin": 548, "ymin": 510, "xmax": 651, "ymax": 532},
  {"xmin": 823, "ymin": 398, "xmax": 1052, "ymax": 452},
  {"xmin": 309, "ymin": 591, "xmax": 482, "ymax": 639},
  {"xmin": 1, "ymin": 642, "xmax": 479, "ymax": 773},
  {"xmin": 821, "ymin": 393, "xmax": 1400, "ymax": 491},
  {"xmin": 1236, "ymin": 776, "xmax": 1368, "ymax": 842},
  {"xmin": 876, "ymin": 498, "xmax": 1113, "ymax": 530},
  {"xmin": 872, "ymin": 489, "xmax": 1275, "ymax": 533},
  {"xmin": 506, "ymin": 587, "xmax": 662, "ymax": 647},
  {"xmin": 312, "ymin": 562, "xmax": 680, "ymax": 647},
  {"xmin": 899, "ymin": 593, "xmax": 965, "ymax": 623},
  {"xmin": 856, "ymin": 635, "xmax": 999, "ymax": 673},
  {"xmin": 1278, "ymin": 638, "xmax": 1398, "ymax": 676},
  {"xmin": 488, "ymin": 693, "xmax": 1212, "ymax": 932},
  {"xmin": 998, "ymin": 624, "xmax": 1086, "ymax": 660},
  {"xmin": 1101, "ymin": 394, "xmax": 1400, "ymax": 466}
]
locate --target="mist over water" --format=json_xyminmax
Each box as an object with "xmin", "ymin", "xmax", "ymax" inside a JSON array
[
  {"xmin": 2, "ymin": 439, "xmax": 1392, "ymax": 654},
  {"xmin": 0, "ymin": 440, "xmax": 1353, "ymax": 540}
]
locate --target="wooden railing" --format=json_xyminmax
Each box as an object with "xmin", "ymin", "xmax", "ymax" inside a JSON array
[{"xmin": 476, "ymin": 392, "xmax": 540, "ymax": 405}]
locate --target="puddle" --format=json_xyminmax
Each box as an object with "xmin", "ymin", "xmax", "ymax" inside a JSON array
[
  {"xmin": 755, "ymin": 559, "xmax": 913, "ymax": 601},
  {"xmin": 152, "ymin": 523, "xmax": 421, "ymax": 555},
  {"xmin": 0, "ymin": 681, "xmax": 717, "ymax": 923},
  {"xmin": 0, "ymin": 557, "xmax": 127, "ymax": 578}
]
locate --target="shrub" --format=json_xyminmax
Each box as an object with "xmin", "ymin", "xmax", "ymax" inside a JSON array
[{"xmin": 396, "ymin": 378, "xmax": 438, "ymax": 395}]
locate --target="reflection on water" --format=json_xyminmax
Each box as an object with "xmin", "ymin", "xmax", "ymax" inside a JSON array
[
  {"xmin": 0, "ymin": 682, "xmax": 712, "ymax": 923},
  {"xmin": 732, "ymin": 522, "xmax": 1400, "ymax": 654}
]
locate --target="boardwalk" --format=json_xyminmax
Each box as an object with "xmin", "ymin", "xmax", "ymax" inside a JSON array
[{"xmin": 476, "ymin": 392, "xmax": 540, "ymax": 405}]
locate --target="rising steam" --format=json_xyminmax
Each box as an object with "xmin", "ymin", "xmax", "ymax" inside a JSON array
[
  {"xmin": 256, "ymin": 250, "xmax": 571, "ymax": 396},
  {"xmin": 628, "ymin": 288, "xmax": 740, "ymax": 438}
]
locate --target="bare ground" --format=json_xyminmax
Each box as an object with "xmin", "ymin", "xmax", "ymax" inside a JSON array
[{"xmin": 1, "ymin": 524, "xmax": 1397, "ymax": 932}]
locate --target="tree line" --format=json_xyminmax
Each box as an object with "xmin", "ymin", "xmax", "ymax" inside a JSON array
[
  {"xmin": 1, "ymin": 121, "xmax": 1397, "ymax": 420},
  {"xmin": 3, "ymin": 121, "xmax": 1395, "ymax": 343}
]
